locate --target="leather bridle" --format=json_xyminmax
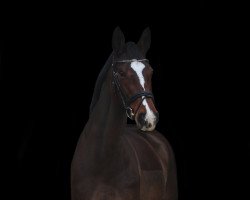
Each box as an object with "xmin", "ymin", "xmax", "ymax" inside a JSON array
[{"xmin": 112, "ymin": 59, "xmax": 154, "ymax": 120}]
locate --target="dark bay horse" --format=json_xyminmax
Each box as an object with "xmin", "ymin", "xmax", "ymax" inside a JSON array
[{"xmin": 71, "ymin": 27, "xmax": 178, "ymax": 200}]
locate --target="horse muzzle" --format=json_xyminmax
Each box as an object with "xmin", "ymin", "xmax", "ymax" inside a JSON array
[{"xmin": 135, "ymin": 112, "xmax": 159, "ymax": 132}]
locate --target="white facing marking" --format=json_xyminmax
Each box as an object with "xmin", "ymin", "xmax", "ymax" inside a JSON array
[
  {"xmin": 130, "ymin": 61, "xmax": 146, "ymax": 90},
  {"xmin": 142, "ymin": 99, "xmax": 155, "ymax": 122},
  {"xmin": 141, "ymin": 99, "xmax": 156, "ymax": 131},
  {"xmin": 130, "ymin": 61, "xmax": 156, "ymax": 131}
]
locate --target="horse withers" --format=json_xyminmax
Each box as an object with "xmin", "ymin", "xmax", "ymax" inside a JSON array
[{"xmin": 71, "ymin": 27, "xmax": 178, "ymax": 200}]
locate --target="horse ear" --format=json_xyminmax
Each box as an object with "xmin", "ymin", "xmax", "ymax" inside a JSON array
[
  {"xmin": 112, "ymin": 26, "xmax": 125, "ymax": 54},
  {"xmin": 137, "ymin": 27, "xmax": 151, "ymax": 56}
]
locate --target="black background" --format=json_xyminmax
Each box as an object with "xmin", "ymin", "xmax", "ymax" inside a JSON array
[{"xmin": 1, "ymin": 3, "xmax": 248, "ymax": 200}]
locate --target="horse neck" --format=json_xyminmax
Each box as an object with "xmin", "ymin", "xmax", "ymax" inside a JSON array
[
  {"xmin": 87, "ymin": 70, "xmax": 127, "ymax": 154},
  {"xmin": 101, "ymin": 78, "xmax": 127, "ymax": 132}
]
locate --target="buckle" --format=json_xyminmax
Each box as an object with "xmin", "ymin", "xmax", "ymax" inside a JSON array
[{"xmin": 126, "ymin": 107, "xmax": 134, "ymax": 120}]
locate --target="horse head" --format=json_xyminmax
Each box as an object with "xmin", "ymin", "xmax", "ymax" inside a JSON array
[{"xmin": 111, "ymin": 27, "xmax": 159, "ymax": 131}]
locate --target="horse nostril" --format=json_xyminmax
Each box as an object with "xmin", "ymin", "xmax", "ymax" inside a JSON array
[
  {"xmin": 138, "ymin": 113, "xmax": 146, "ymax": 125},
  {"xmin": 147, "ymin": 123, "xmax": 152, "ymax": 128}
]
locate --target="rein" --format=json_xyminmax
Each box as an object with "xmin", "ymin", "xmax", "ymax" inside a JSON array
[{"xmin": 112, "ymin": 58, "xmax": 154, "ymax": 120}]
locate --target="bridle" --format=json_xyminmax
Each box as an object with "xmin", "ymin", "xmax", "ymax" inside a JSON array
[{"xmin": 112, "ymin": 58, "xmax": 154, "ymax": 120}]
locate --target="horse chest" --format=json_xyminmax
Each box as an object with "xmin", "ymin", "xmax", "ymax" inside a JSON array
[
  {"xmin": 124, "ymin": 133, "xmax": 166, "ymax": 199},
  {"xmin": 125, "ymin": 133, "xmax": 163, "ymax": 171}
]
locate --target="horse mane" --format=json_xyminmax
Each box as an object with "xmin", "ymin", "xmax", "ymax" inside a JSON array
[{"xmin": 89, "ymin": 52, "xmax": 114, "ymax": 115}]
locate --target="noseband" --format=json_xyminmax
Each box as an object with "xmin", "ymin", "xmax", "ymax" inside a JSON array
[{"xmin": 112, "ymin": 59, "xmax": 154, "ymax": 119}]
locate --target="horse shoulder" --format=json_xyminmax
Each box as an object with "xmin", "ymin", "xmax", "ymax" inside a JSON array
[{"xmin": 145, "ymin": 131, "xmax": 178, "ymax": 200}]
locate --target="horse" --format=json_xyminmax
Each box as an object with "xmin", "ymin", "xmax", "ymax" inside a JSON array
[{"xmin": 71, "ymin": 27, "xmax": 178, "ymax": 200}]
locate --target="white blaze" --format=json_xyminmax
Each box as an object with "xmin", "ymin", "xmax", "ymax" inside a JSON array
[
  {"xmin": 130, "ymin": 61, "xmax": 146, "ymax": 90},
  {"xmin": 141, "ymin": 99, "xmax": 156, "ymax": 131},
  {"xmin": 130, "ymin": 61, "xmax": 156, "ymax": 131}
]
